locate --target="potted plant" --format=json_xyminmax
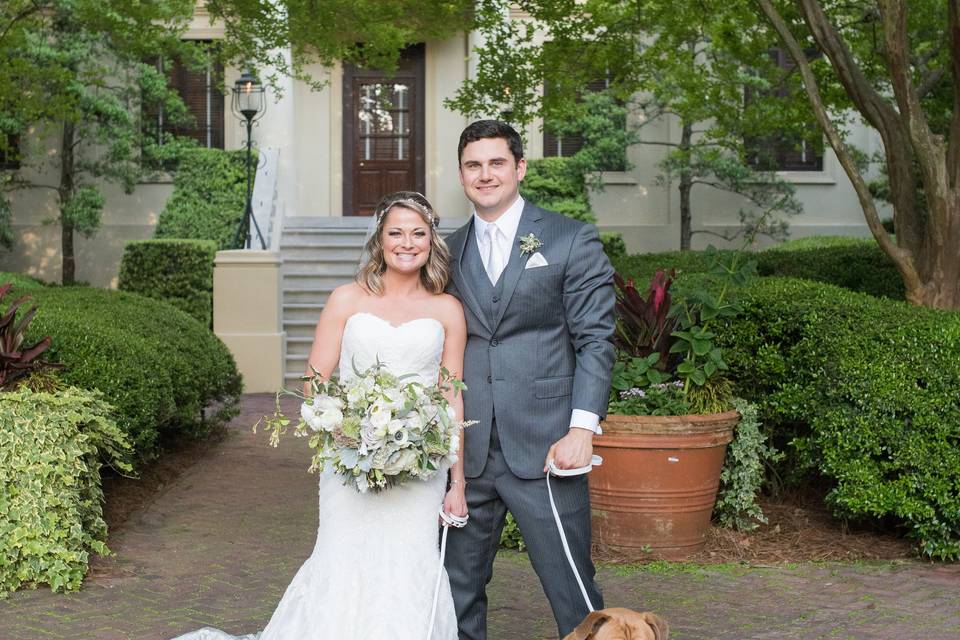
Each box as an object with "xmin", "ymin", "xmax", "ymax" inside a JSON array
[{"xmin": 590, "ymin": 248, "xmax": 756, "ymax": 560}]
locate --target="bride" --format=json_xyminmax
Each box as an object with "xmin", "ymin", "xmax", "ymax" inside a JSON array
[{"xmin": 174, "ymin": 191, "xmax": 467, "ymax": 640}]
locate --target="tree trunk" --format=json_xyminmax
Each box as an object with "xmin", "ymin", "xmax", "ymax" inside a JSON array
[
  {"xmin": 679, "ymin": 121, "xmax": 694, "ymax": 251},
  {"xmin": 59, "ymin": 120, "xmax": 75, "ymax": 285}
]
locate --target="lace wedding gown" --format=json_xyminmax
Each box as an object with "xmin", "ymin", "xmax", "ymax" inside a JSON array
[{"xmin": 173, "ymin": 312, "xmax": 458, "ymax": 640}]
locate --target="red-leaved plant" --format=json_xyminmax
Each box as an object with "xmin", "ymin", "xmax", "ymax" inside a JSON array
[
  {"xmin": 612, "ymin": 270, "xmax": 679, "ymax": 367},
  {"xmin": 0, "ymin": 283, "xmax": 59, "ymax": 390}
]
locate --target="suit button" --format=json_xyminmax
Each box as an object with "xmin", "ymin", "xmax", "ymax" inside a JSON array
[
  {"xmin": 492, "ymin": 295, "xmax": 500, "ymax": 303},
  {"xmin": 486, "ymin": 375, "xmax": 492, "ymax": 383},
  {"xmin": 491, "ymin": 338, "xmax": 499, "ymax": 346}
]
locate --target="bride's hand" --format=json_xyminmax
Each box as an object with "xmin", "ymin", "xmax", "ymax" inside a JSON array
[{"xmin": 442, "ymin": 484, "xmax": 468, "ymax": 520}]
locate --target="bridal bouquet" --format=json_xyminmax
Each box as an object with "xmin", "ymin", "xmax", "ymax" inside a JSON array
[{"xmin": 258, "ymin": 360, "xmax": 472, "ymax": 493}]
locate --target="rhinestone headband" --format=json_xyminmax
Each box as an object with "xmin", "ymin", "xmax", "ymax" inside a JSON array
[{"xmin": 375, "ymin": 192, "xmax": 437, "ymax": 228}]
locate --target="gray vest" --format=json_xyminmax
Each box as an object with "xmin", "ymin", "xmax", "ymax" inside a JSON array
[{"xmin": 461, "ymin": 226, "xmax": 506, "ymax": 325}]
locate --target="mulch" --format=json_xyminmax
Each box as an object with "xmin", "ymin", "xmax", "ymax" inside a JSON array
[{"xmin": 102, "ymin": 433, "xmax": 916, "ymax": 566}]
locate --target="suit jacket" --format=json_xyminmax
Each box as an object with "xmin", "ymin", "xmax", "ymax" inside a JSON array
[{"xmin": 445, "ymin": 202, "xmax": 616, "ymax": 479}]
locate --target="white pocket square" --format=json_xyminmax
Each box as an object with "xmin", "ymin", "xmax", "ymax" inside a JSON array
[{"xmin": 525, "ymin": 252, "xmax": 549, "ymax": 269}]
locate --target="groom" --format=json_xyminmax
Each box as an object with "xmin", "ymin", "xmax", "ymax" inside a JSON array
[{"xmin": 444, "ymin": 120, "xmax": 616, "ymax": 639}]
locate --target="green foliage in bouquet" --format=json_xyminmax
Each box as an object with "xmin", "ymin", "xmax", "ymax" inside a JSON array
[
  {"xmin": 259, "ymin": 360, "xmax": 471, "ymax": 493},
  {"xmin": 0, "ymin": 387, "xmax": 132, "ymax": 596}
]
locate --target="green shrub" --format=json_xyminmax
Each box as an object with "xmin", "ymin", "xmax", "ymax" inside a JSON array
[
  {"xmin": 0, "ymin": 387, "xmax": 132, "ymax": 596},
  {"xmin": 756, "ymin": 237, "xmax": 904, "ymax": 299},
  {"xmin": 22, "ymin": 286, "xmax": 242, "ymax": 457},
  {"xmin": 521, "ymin": 157, "xmax": 594, "ymax": 223},
  {"xmin": 715, "ymin": 277, "xmax": 960, "ymax": 558},
  {"xmin": 118, "ymin": 239, "xmax": 217, "ymax": 326},
  {"xmin": 612, "ymin": 237, "xmax": 904, "ymax": 301},
  {"xmin": 499, "ymin": 512, "xmax": 526, "ymax": 551},
  {"xmin": 153, "ymin": 147, "xmax": 252, "ymax": 249},
  {"xmin": 0, "ymin": 272, "xmax": 45, "ymax": 291},
  {"xmin": 600, "ymin": 232, "xmax": 627, "ymax": 261}
]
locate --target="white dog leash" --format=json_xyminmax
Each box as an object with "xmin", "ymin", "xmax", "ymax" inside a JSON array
[
  {"xmin": 546, "ymin": 454, "xmax": 603, "ymax": 613},
  {"xmin": 427, "ymin": 507, "xmax": 468, "ymax": 640}
]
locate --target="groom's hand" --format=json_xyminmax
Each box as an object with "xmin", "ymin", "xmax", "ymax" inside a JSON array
[{"xmin": 543, "ymin": 428, "xmax": 594, "ymax": 473}]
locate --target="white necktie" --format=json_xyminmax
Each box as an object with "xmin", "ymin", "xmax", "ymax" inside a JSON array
[{"xmin": 483, "ymin": 224, "xmax": 506, "ymax": 285}]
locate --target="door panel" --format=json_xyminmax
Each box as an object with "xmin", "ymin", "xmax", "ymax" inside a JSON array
[{"xmin": 343, "ymin": 45, "xmax": 425, "ymax": 216}]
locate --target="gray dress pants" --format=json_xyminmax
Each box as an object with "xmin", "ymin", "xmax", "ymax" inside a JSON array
[{"xmin": 444, "ymin": 422, "xmax": 603, "ymax": 639}]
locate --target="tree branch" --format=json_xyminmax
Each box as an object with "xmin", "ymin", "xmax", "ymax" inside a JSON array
[
  {"xmin": 756, "ymin": 0, "xmax": 920, "ymax": 293},
  {"xmin": 948, "ymin": 0, "xmax": 960, "ymax": 187}
]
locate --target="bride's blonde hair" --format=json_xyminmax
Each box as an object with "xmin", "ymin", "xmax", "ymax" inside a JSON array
[{"xmin": 357, "ymin": 191, "xmax": 451, "ymax": 295}]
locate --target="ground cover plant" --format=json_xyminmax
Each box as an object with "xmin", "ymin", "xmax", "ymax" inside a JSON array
[{"xmin": 0, "ymin": 386, "xmax": 131, "ymax": 596}]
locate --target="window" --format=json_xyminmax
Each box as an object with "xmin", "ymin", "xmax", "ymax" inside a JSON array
[
  {"xmin": 746, "ymin": 48, "xmax": 824, "ymax": 172},
  {"xmin": 146, "ymin": 42, "xmax": 224, "ymax": 150},
  {"xmin": 0, "ymin": 134, "xmax": 19, "ymax": 171},
  {"xmin": 543, "ymin": 77, "xmax": 610, "ymax": 158}
]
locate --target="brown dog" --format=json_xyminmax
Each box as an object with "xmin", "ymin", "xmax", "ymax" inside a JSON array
[{"xmin": 563, "ymin": 608, "xmax": 669, "ymax": 640}]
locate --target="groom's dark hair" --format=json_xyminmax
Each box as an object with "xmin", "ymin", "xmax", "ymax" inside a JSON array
[{"xmin": 458, "ymin": 120, "xmax": 524, "ymax": 164}]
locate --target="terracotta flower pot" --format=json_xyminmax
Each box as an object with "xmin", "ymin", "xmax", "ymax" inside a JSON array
[{"xmin": 589, "ymin": 410, "xmax": 740, "ymax": 560}]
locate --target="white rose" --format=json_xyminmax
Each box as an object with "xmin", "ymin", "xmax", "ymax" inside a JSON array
[
  {"xmin": 346, "ymin": 385, "xmax": 365, "ymax": 406},
  {"xmin": 368, "ymin": 402, "xmax": 391, "ymax": 431},
  {"xmin": 383, "ymin": 388, "xmax": 404, "ymax": 410},
  {"xmin": 314, "ymin": 395, "xmax": 342, "ymax": 412},
  {"xmin": 404, "ymin": 412, "xmax": 424, "ymax": 432},
  {"xmin": 387, "ymin": 419, "xmax": 405, "ymax": 435},
  {"xmin": 301, "ymin": 402, "xmax": 316, "ymax": 422},
  {"xmin": 317, "ymin": 407, "xmax": 343, "ymax": 431},
  {"xmin": 382, "ymin": 448, "xmax": 417, "ymax": 475},
  {"xmin": 308, "ymin": 414, "xmax": 325, "ymax": 431},
  {"xmin": 361, "ymin": 420, "xmax": 383, "ymax": 449}
]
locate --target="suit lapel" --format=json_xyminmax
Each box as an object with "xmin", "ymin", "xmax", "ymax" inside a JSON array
[
  {"xmin": 449, "ymin": 220, "xmax": 493, "ymax": 335},
  {"xmin": 492, "ymin": 203, "xmax": 544, "ymax": 330}
]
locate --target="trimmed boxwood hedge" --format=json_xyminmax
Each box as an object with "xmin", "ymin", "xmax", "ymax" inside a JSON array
[
  {"xmin": 0, "ymin": 275, "xmax": 242, "ymax": 458},
  {"xmin": 612, "ymin": 236, "xmax": 904, "ymax": 300},
  {"xmin": 755, "ymin": 237, "xmax": 904, "ymax": 300},
  {"xmin": 153, "ymin": 147, "xmax": 252, "ymax": 250},
  {"xmin": 118, "ymin": 239, "xmax": 217, "ymax": 326},
  {"xmin": 712, "ymin": 276, "xmax": 960, "ymax": 559}
]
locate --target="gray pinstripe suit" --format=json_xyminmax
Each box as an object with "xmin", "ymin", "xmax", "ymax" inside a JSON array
[{"xmin": 443, "ymin": 202, "xmax": 616, "ymax": 639}]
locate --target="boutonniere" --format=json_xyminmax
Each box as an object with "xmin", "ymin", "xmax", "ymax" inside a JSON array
[{"xmin": 519, "ymin": 233, "xmax": 543, "ymax": 256}]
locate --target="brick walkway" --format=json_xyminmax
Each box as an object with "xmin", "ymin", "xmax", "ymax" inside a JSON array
[{"xmin": 1, "ymin": 394, "xmax": 958, "ymax": 640}]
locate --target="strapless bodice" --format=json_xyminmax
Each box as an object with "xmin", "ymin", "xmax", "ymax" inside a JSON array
[{"xmin": 338, "ymin": 312, "xmax": 445, "ymax": 386}]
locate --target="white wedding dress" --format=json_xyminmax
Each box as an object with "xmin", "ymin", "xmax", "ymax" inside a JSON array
[{"xmin": 173, "ymin": 312, "xmax": 458, "ymax": 640}]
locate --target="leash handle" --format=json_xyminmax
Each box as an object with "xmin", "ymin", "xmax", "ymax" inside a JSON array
[
  {"xmin": 546, "ymin": 455, "xmax": 602, "ymax": 613},
  {"xmin": 428, "ymin": 506, "xmax": 468, "ymax": 640}
]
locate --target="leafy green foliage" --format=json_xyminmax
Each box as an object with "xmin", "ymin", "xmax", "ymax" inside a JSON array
[
  {"xmin": 520, "ymin": 157, "xmax": 593, "ymax": 223},
  {"xmin": 714, "ymin": 398, "xmax": 781, "ymax": 531},
  {"xmin": 118, "ymin": 239, "xmax": 218, "ymax": 326},
  {"xmin": 755, "ymin": 238, "xmax": 904, "ymax": 300},
  {"xmin": 204, "ymin": 1, "xmax": 471, "ymax": 95},
  {"xmin": 153, "ymin": 149, "xmax": 253, "ymax": 250},
  {"xmin": 0, "ymin": 285, "xmax": 59, "ymax": 390},
  {"xmin": 716, "ymin": 277, "xmax": 960, "ymax": 558},
  {"xmin": 0, "ymin": 275, "xmax": 242, "ymax": 458},
  {"xmin": 499, "ymin": 512, "xmax": 526, "ymax": 551},
  {"xmin": 0, "ymin": 1, "xmax": 202, "ymax": 283},
  {"xmin": 600, "ymin": 232, "xmax": 627, "ymax": 261},
  {"xmin": 612, "ymin": 238, "xmax": 905, "ymax": 301},
  {"xmin": 0, "ymin": 386, "xmax": 132, "ymax": 596}
]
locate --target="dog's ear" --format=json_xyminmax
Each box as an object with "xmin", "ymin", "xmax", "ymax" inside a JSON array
[
  {"xmin": 640, "ymin": 612, "xmax": 669, "ymax": 640},
  {"xmin": 564, "ymin": 611, "xmax": 612, "ymax": 640}
]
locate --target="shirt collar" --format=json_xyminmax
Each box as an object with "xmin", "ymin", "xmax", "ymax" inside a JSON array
[{"xmin": 473, "ymin": 195, "xmax": 525, "ymax": 245}]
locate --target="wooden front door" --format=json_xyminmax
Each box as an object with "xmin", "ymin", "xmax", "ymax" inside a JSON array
[{"xmin": 343, "ymin": 44, "xmax": 425, "ymax": 216}]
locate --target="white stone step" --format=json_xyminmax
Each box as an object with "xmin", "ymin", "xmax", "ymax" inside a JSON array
[
  {"xmin": 283, "ymin": 319, "xmax": 319, "ymax": 340},
  {"xmin": 281, "ymin": 258, "xmax": 358, "ymax": 276},
  {"xmin": 283, "ymin": 302, "xmax": 324, "ymax": 323},
  {"xmin": 283, "ymin": 287, "xmax": 335, "ymax": 305},
  {"xmin": 279, "ymin": 244, "xmax": 365, "ymax": 261},
  {"xmin": 282, "ymin": 272, "xmax": 352, "ymax": 290}
]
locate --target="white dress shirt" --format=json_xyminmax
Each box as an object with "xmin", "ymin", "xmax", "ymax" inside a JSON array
[{"xmin": 472, "ymin": 196, "xmax": 602, "ymax": 435}]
